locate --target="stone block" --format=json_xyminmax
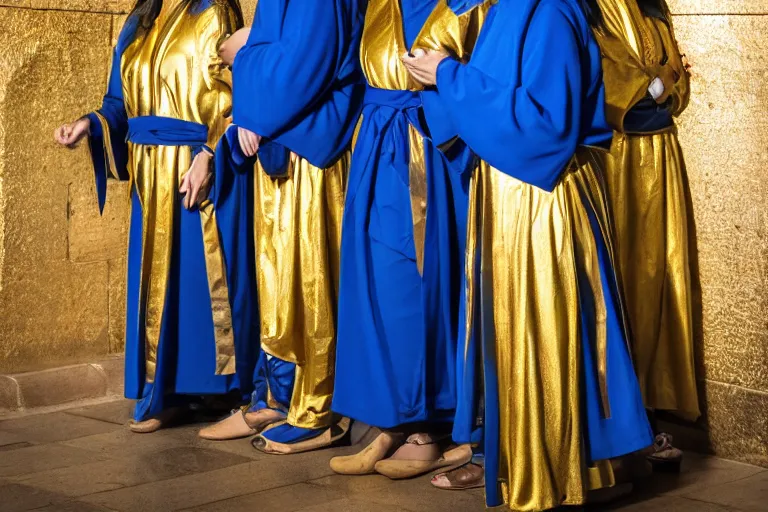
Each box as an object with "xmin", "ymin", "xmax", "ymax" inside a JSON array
[
  {"xmin": 68, "ymin": 181, "xmax": 130, "ymax": 263},
  {"xmin": 0, "ymin": 260, "xmax": 109, "ymax": 373},
  {"xmin": 92, "ymin": 355, "xmax": 124, "ymax": 395},
  {"xmin": 0, "ymin": 374, "xmax": 21, "ymax": 411},
  {"xmin": 12, "ymin": 363, "xmax": 107, "ymax": 408},
  {"xmin": 672, "ymin": 15, "xmax": 768, "ymax": 393},
  {"xmin": 108, "ymin": 258, "xmax": 126, "ymax": 354}
]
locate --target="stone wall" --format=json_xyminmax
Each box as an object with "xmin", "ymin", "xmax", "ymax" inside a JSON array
[{"xmin": 0, "ymin": 1, "xmax": 765, "ymax": 465}]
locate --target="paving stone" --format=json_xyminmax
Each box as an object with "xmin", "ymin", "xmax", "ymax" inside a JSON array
[
  {"xmin": 0, "ymin": 411, "xmax": 121, "ymax": 443},
  {"xmin": 0, "ymin": 482, "xmax": 68, "ymax": 512},
  {"xmin": 682, "ymin": 471, "xmax": 768, "ymax": 511},
  {"xmin": 30, "ymin": 501, "xmax": 117, "ymax": 512},
  {"xmin": 62, "ymin": 428, "xmax": 186, "ymax": 459},
  {"xmin": 0, "ymin": 430, "xmax": 32, "ymax": 451},
  {"xmin": 599, "ymin": 495, "xmax": 735, "ymax": 511},
  {"xmin": 65, "ymin": 400, "xmax": 132, "ymax": 426},
  {"xmin": 12, "ymin": 446, "xmax": 252, "ymax": 497},
  {"xmin": 643, "ymin": 453, "xmax": 766, "ymax": 497},
  {"xmin": 295, "ymin": 498, "xmax": 410, "ymax": 512},
  {"xmin": 356, "ymin": 474, "xmax": 486, "ymax": 512},
  {"xmin": 183, "ymin": 482, "xmax": 347, "ymax": 512},
  {"xmin": 308, "ymin": 474, "xmax": 397, "ymax": 495},
  {"xmin": 0, "ymin": 444, "xmax": 111, "ymax": 478},
  {"xmin": 80, "ymin": 449, "xmax": 344, "ymax": 511}
]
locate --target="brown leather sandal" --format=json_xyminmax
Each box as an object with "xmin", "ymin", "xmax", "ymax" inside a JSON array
[{"xmin": 431, "ymin": 460, "xmax": 485, "ymax": 490}]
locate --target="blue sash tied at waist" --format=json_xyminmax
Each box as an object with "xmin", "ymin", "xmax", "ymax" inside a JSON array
[
  {"xmin": 623, "ymin": 96, "xmax": 674, "ymax": 134},
  {"xmin": 127, "ymin": 116, "xmax": 210, "ymax": 154}
]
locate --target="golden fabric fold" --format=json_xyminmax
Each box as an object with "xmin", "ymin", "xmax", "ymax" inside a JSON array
[
  {"xmin": 469, "ymin": 152, "xmax": 616, "ymax": 511},
  {"xmin": 408, "ymin": 125, "xmax": 428, "ymax": 275},
  {"xmin": 253, "ymin": 153, "xmax": 348, "ymax": 429},
  {"xmin": 594, "ymin": 0, "xmax": 699, "ymax": 419}
]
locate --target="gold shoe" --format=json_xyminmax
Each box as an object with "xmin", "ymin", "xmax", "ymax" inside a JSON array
[
  {"xmin": 330, "ymin": 430, "xmax": 403, "ymax": 475},
  {"xmin": 198, "ymin": 407, "xmax": 286, "ymax": 441},
  {"xmin": 374, "ymin": 440, "xmax": 471, "ymax": 480}
]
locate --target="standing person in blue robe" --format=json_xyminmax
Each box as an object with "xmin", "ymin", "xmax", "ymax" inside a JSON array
[
  {"xmin": 329, "ymin": 0, "xmax": 492, "ymax": 479},
  {"xmin": 198, "ymin": 0, "xmax": 368, "ymax": 454},
  {"xmin": 403, "ymin": 0, "xmax": 653, "ymax": 508},
  {"xmin": 53, "ymin": 0, "xmax": 260, "ymax": 433}
]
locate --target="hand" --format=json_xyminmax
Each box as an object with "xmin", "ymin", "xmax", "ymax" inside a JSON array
[
  {"xmin": 218, "ymin": 27, "xmax": 251, "ymax": 66},
  {"xmin": 238, "ymin": 126, "xmax": 261, "ymax": 157},
  {"xmin": 179, "ymin": 151, "xmax": 213, "ymax": 210},
  {"xmin": 54, "ymin": 117, "xmax": 90, "ymax": 148},
  {"xmin": 402, "ymin": 49, "xmax": 450, "ymax": 86}
]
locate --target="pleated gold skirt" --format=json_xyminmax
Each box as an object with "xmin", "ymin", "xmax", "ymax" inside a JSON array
[
  {"xmin": 468, "ymin": 151, "xmax": 615, "ymax": 511},
  {"xmin": 253, "ymin": 153, "xmax": 348, "ymax": 429},
  {"xmin": 604, "ymin": 129, "xmax": 700, "ymax": 420}
]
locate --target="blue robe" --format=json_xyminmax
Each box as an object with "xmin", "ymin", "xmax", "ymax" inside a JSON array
[
  {"xmin": 434, "ymin": 0, "xmax": 652, "ymax": 505},
  {"xmin": 88, "ymin": 12, "xmax": 258, "ymax": 422},
  {"xmin": 331, "ymin": 1, "xmax": 476, "ymax": 429}
]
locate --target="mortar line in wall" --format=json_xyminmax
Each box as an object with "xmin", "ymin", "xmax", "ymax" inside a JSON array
[{"xmin": 703, "ymin": 379, "xmax": 768, "ymax": 397}]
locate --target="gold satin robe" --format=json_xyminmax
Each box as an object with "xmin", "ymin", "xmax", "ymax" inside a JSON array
[
  {"xmin": 91, "ymin": 2, "xmax": 240, "ymax": 382},
  {"xmin": 469, "ymin": 155, "xmax": 617, "ymax": 510},
  {"xmin": 594, "ymin": 0, "xmax": 700, "ymax": 419}
]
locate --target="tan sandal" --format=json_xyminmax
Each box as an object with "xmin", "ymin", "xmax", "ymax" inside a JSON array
[
  {"xmin": 431, "ymin": 460, "xmax": 485, "ymax": 490},
  {"xmin": 330, "ymin": 430, "xmax": 405, "ymax": 475},
  {"xmin": 198, "ymin": 407, "xmax": 286, "ymax": 440},
  {"xmin": 252, "ymin": 417, "xmax": 351, "ymax": 455},
  {"xmin": 374, "ymin": 435, "xmax": 471, "ymax": 480},
  {"xmin": 128, "ymin": 407, "xmax": 187, "ymax": 434}
]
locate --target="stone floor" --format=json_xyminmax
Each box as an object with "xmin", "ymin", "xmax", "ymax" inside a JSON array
[{"xmin": 0, "ymin": 400, "xmax": 766, "ymax": 512}]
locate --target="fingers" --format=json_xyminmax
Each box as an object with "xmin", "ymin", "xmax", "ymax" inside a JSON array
[
  {"xmin": 239, "ymin": 128, "xmax": 259, "ymax": 157},
  {"xmin": 179, "ymin": 173, "xmax": 190, "ymax": 209},
  {"xmin": 188, "ymin": 179, "xmax": 201, "ymax": 211},
  {"xmin": 238, "ymin": 127, "xmax": 251, "ymax": 156}
]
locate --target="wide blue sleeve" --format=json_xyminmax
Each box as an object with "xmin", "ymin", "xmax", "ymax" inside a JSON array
[
  {"xmin": 232, "ymin": 0, "xmax": 342, "ymax": 139},
  {"xmin": 436, "ymin": 3, "xmax": 585, "ymax": 192},
  {"xmin": 86, "ymin": 19, "xmax": 136, "ymax": 213}
]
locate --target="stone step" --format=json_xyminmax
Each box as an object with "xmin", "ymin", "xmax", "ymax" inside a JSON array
[{"xmin": 0, "ymin": 356, "xmax": 124, "ymax": 414}]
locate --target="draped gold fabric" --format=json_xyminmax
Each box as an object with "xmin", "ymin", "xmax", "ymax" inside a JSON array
[
  {"xmin": 254, "ymin": 153, "xmax": 347, "ymax": 429},
  {"xmin": 360, "ymin": 0, "xmax": 490, "ymax": 276},
  {"xmin": 468, "ymin": 153, "xmax": 615, "ymax": 511},
  {"xmin": 119, "ymin": 2, "xmax": 239, "ymax": 381},
  {"xmin": 594, "ymin": 0, "xmax": 700, "ymax": 419}
]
